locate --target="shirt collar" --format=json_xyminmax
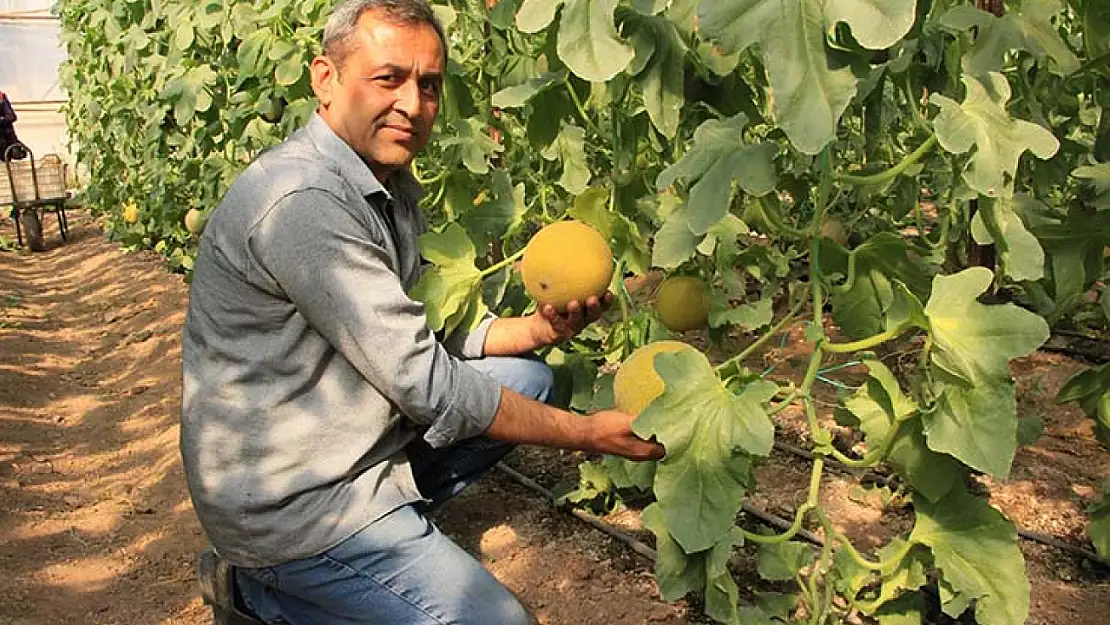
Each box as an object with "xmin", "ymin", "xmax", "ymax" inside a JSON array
[{"xmin": 305, "ymin": 113, "xmax": 389, "ymax": 200}]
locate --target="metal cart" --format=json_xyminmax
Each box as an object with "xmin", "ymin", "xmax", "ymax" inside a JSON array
[{"xmin": 1, "ymin": 143, "xmax": 71, "ymax": 251}]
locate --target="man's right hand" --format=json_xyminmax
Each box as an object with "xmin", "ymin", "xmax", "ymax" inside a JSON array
[{"xmin": 583, "ymin": 410, "xmax": 665, "ymax": 461}]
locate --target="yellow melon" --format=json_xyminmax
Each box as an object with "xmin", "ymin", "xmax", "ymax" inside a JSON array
[
  {"xmin": 184, "ymin": 208, "xmax": 207, "ymax": 235},
  {"xmin": 122, "ymin": 202, "xmax": 139, "ymax": 224},
  {"xmin": 613, "ymin": 341, "xmax": 700, "ymax": 415},
  {"xmin": 655, "ymin": 276, "xmax": 710, "ymax": 332},
  {"xmin": 521, "ymin": 220, "xmax": 614, "ymax": 312}
]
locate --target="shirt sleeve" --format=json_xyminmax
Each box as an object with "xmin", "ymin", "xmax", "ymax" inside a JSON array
[
  {"xmin": 247, "ymin": 189, "xmax": 502, "ymax": 448},
  {"xmin": 440, "ymin": 311, "xmax": 496, "ymax": 359}
]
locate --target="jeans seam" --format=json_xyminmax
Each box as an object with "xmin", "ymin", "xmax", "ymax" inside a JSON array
[{"xmin": 317, "ymin": 552, "xmax": 449, "ymax": 625}]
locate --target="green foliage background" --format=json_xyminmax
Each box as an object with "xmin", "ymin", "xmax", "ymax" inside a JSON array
[{"xmin": 58, "ymin": 0, "xmax": 1110, "ymax": 623}]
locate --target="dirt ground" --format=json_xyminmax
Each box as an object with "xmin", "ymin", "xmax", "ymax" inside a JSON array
[{"xmin": 0, "ymin": 213, "xmax": 1107, "ymax": 625}]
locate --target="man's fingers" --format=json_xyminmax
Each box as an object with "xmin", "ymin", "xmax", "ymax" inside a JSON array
[
  {"xmin": 584, "ymin": 294, "xmax": 608, "ymax": 322},
  {"xmin": 564, "ymin": 300, "xmax": 585, "ymax": 330},
  {"xmin": 540, "ymin": 304, "xmax": 558, "ymax": 320}
]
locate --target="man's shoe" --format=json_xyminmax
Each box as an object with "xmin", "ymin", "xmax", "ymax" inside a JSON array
[{"xmin": 197, "ymin": 547, "xmax": 266, "ymax": 625}]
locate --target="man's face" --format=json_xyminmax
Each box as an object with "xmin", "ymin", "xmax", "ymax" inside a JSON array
[{"xmin": 311, "ymin": 10, "xmax": 444, "ymax": 181}]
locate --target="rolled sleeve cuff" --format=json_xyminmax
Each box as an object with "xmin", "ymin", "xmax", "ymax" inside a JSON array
[
  {"xmin": 421, "ymin": 359, "xmax": 502, "ymax": 448},
  {"xmin": 442, "ymin": 313, "xmax": 496, "ymax": 359}
]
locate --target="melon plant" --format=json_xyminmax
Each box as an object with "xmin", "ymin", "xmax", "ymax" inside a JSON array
[{"xmin": 60, "ymin": 0, "xmax": 1110, "ymax": 623}]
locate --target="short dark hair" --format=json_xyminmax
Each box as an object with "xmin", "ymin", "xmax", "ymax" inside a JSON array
[{"xmin": 322, "ymin": 0, "xmax": 448, "ymax": 70}]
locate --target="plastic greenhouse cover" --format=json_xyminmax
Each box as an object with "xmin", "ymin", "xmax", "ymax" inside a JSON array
[{"xmin": 1, "ymin": 1, "xmax": 65, "ymax": 102}]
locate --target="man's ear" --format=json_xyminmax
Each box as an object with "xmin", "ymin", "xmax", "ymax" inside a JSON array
[{"xmin": 310, "ymin": 55, "xmax": 337, "ymax": 107}]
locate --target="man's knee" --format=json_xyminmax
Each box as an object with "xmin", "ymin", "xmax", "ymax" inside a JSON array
[
  {"xmin": 466, "ymin": 356, "xmax": 555, "ymax": 404},
  {"xmin": 519, "ymin": 358, "xmax": 555, "ymax": 404},
  {"xmin": 471, "ymin": 588, "xmax": 532, "ymax": 625}
]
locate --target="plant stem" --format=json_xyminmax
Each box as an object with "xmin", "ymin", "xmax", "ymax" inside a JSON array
[
  {"xmin": 742, "ymin": 457, "xmax": 823, "ymax": 544},
  {"xmin": 767, "ymin": 389, "xmax": 800, "ymax": 416},
  {"xmin": 614, "ymin": 259, "xmax": 633, "ymax": 360},
  {"xmin": 819, "ymin": 508, "xmax": 914, "ymax": 572},
  {"xmin": 836, "ymin": 134, "xmax": 938, "ymax": 187},
  {"xmin": 714, "ymin": 295, "xmax": 806, "ymax": 374},
  {"xmin": 822, "ymin": 324, "xmax": 909, "ymax": 353},
  {"xmin": 564, "ymin": 77, "xmax": 606, "ymax": 138},
  {"xmin": 480, "ymin": 247, "xmax": 525, "ymax": 278}
]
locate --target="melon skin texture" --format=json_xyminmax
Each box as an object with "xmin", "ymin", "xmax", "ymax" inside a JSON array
[
  {"xmin": 614, "ymin": 341, "xmax": 699, "ymax": 416},
  {"xmin": 521, "ymin": 220, "xmax": 614, "ymax": 312},
  {"xmin": 184, "ymin": 208, "xmax": 207, "ymax": 234},
  {"xmin": 655, "ymin": 276, "xmax": 710, "ymax": 332}
]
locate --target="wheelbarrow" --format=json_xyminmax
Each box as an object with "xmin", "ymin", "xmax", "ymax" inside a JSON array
[{"xmin": 1, "ymin": 143, "xmax": 71, "ymax": 252}]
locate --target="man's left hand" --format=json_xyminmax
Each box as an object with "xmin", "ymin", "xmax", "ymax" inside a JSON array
[{"xmin": 529, "ymin": 292, "xmax": 613, "ymax": 347}]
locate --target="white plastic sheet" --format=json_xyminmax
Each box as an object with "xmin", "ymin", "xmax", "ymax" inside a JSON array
[{"xmin": 0, "ymin": 0, "xmax": 70, "ymax": 158}]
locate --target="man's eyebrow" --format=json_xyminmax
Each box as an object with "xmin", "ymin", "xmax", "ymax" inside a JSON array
[{"xmin": 369, "ymin": 63, "xmax": 444, "ymax": 80}]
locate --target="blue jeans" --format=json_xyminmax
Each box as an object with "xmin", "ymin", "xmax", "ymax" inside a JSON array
[{"xmin": 236, "ymin": 356, "xmax": 554, "ymax": 625}]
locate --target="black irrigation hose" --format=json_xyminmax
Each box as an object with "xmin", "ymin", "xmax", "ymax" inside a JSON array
[
  {"xmin": 494, "ymin": 463, "xmax": 658, "ymax": 562},
  {"xmin": 496, "ymin": 455, "xmax": 1110, "ymax": 571},
  {"xmin": 767, "ymin": 440, "xmax": 1110, "ymax": 569}
]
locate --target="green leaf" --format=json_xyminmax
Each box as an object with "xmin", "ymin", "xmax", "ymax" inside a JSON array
[
  {"xmin": 556, "ymin": 0, "xmax": 635, "ymax": 82},
  {"xmin": 275, "ymin": 50, "xmax": 305, "ymax": 86},
  {"xmin": 925, "ymin": 267, "xmax": 1050, "ymax": 385},
  {"xmin": 873, "ymin": 538, "xmax": 928, "ymax": 607},
  {"xmin": 642, "ymin": 503, "xmax": 744, "ymax": 624},
  {"xmin": 827, "ymin": 233, "xmax": 931, "ymax": 340},
  {"xmin": 757, "ymin": 540, "xmax": 814, "ymax": 581},
  {"xmin": 1089, "ymin": 481, "xmax": 1110, "ymax": 560},
  {"xmin": 700, "ymin": 0, "xmax": 859, "ymax": 154},
  {"xmin": 441, "ymin": 117, "xmax": 504, "ymax": 174},
  {"xmin": 938, "ymin": 1, "xmax": 1079, "ymax": 78},
  {"xmin": 874, "ymin": 593, "xmax": 925, "ymax": 624},
  {"xmin": 969, "ymin": 197, "xmax": 1045, "ymax": 281},
  {"xmin": 516, "ymin": 0, "xmax": 564, "ymax": 32},
  {"xmin": 930, "ymin": 73, "xmax": 1060, "ymax": 198},
  {"xmin": 547, "ymin": 349, "xmax": 599, "ymax": 411},
  {"xmin": 626, "ymin": 13, "xmax": 686, "ymax": 137},
  {"xmin": 631, "ymin": 0, "xmax": 669, "ymax": 15},
  {"xmin": 697, "ymin": 0, "xmax": 779, "ymax": 56},
  {"xmin": 633, "ymin": 350, "xmax": 776, "ymax": 552},
  {"xmin": 1056, "ymin": 364, "xmax": 1110, "ymax": 446},
  {"xmin": 600, "ymin": 454, "xmax": 656, "ymax": 490},
  {"xmin": 656, "ymin": 114, "xmax": 778, "ymax": 234},
  {"xmin": 824, "ymin": 0, "xmax": 917, "ymax": 50},
  {"xmin": 491, "ymin": 71, "xmax": 564, "ymax": 108},
  {"xmin": 540, "ymin": 123, "xmax": 591, "ymax": 194},
  {"xmin": 651, "ymin": 206, "xmax": 699, "ymax": 269},
  {"xmin": 703, "ymin": 528, "xmax": 744, "ymax": 624},
  {"xmin": 708, "ymin": 295, "xmax": 773, "ymax": 331},
  {"xmin": 410, "ymin": 224, "xmax": 482, "ymax": 334},
  {"xmin": 1073, "ymin": 162, "xmax": 1110, "ymax": 211},
  {"xmin": 910, "ymin": 490, "xmax": 1030, "ymax": 625},
  {"xmin": 641, "ymin": 502, "xmax": 705, "ymax": 598},
  {"xmin": 170, "ymin": 66, "xmax": 218, "ymax": 125},
  {"xmin": 893, "ymin": 418, "xmax": 965, "ymax": 502},
  {"xmin": 842, "ymin": 360, "xmax": 962, "ymax": 501},
  {"xmin": 462, "ymin": 170, "xmax": 525, "ymax": 249},
  {"xmin": 567, "ymin": 187, "xmax": 613, "ymax": 242},
  {"xmin": 921, "ymin": 268, "xmax": 1048, "ymax": 477}
]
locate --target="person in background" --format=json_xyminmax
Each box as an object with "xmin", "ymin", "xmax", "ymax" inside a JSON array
[
  {"xmin": 0, "ymin": 90, "xmax": 26, "ymax": 161},
  {"xmin": 181, "ymin": 1, "xmax": 664, "ymax": 624}
]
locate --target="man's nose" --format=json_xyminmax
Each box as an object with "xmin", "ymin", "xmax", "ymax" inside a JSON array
[{"xmin": 394, "ymin": 80, "xmax": 422, "ymax": 117}]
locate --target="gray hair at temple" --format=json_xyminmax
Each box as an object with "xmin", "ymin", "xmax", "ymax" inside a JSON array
[{"xmin": 322, "ymin": 0, "xmax": 448, "ymax": 70}]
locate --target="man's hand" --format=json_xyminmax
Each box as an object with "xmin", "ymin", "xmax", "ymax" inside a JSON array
[
  {"xmin": 583, "ymin": 409, "xmax": 665, "ymax": 461},
  {"xmin": 529, "ymin": 292, "xmax": 614, "ymax": 347}
]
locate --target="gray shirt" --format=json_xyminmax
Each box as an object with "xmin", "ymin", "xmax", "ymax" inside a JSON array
[{"xmin": 180, "ymin": 114, "xmax": 502, "ymax": 568}]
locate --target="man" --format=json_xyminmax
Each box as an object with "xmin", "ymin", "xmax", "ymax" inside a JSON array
[{"xmin": 180, "ymin": 1, "xmax": 663, "ymax": 624}]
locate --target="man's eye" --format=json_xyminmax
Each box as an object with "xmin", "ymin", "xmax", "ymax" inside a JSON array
[{"xmin": 419, "ymin": 79, "xmax": 441, "ymax": 95}]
